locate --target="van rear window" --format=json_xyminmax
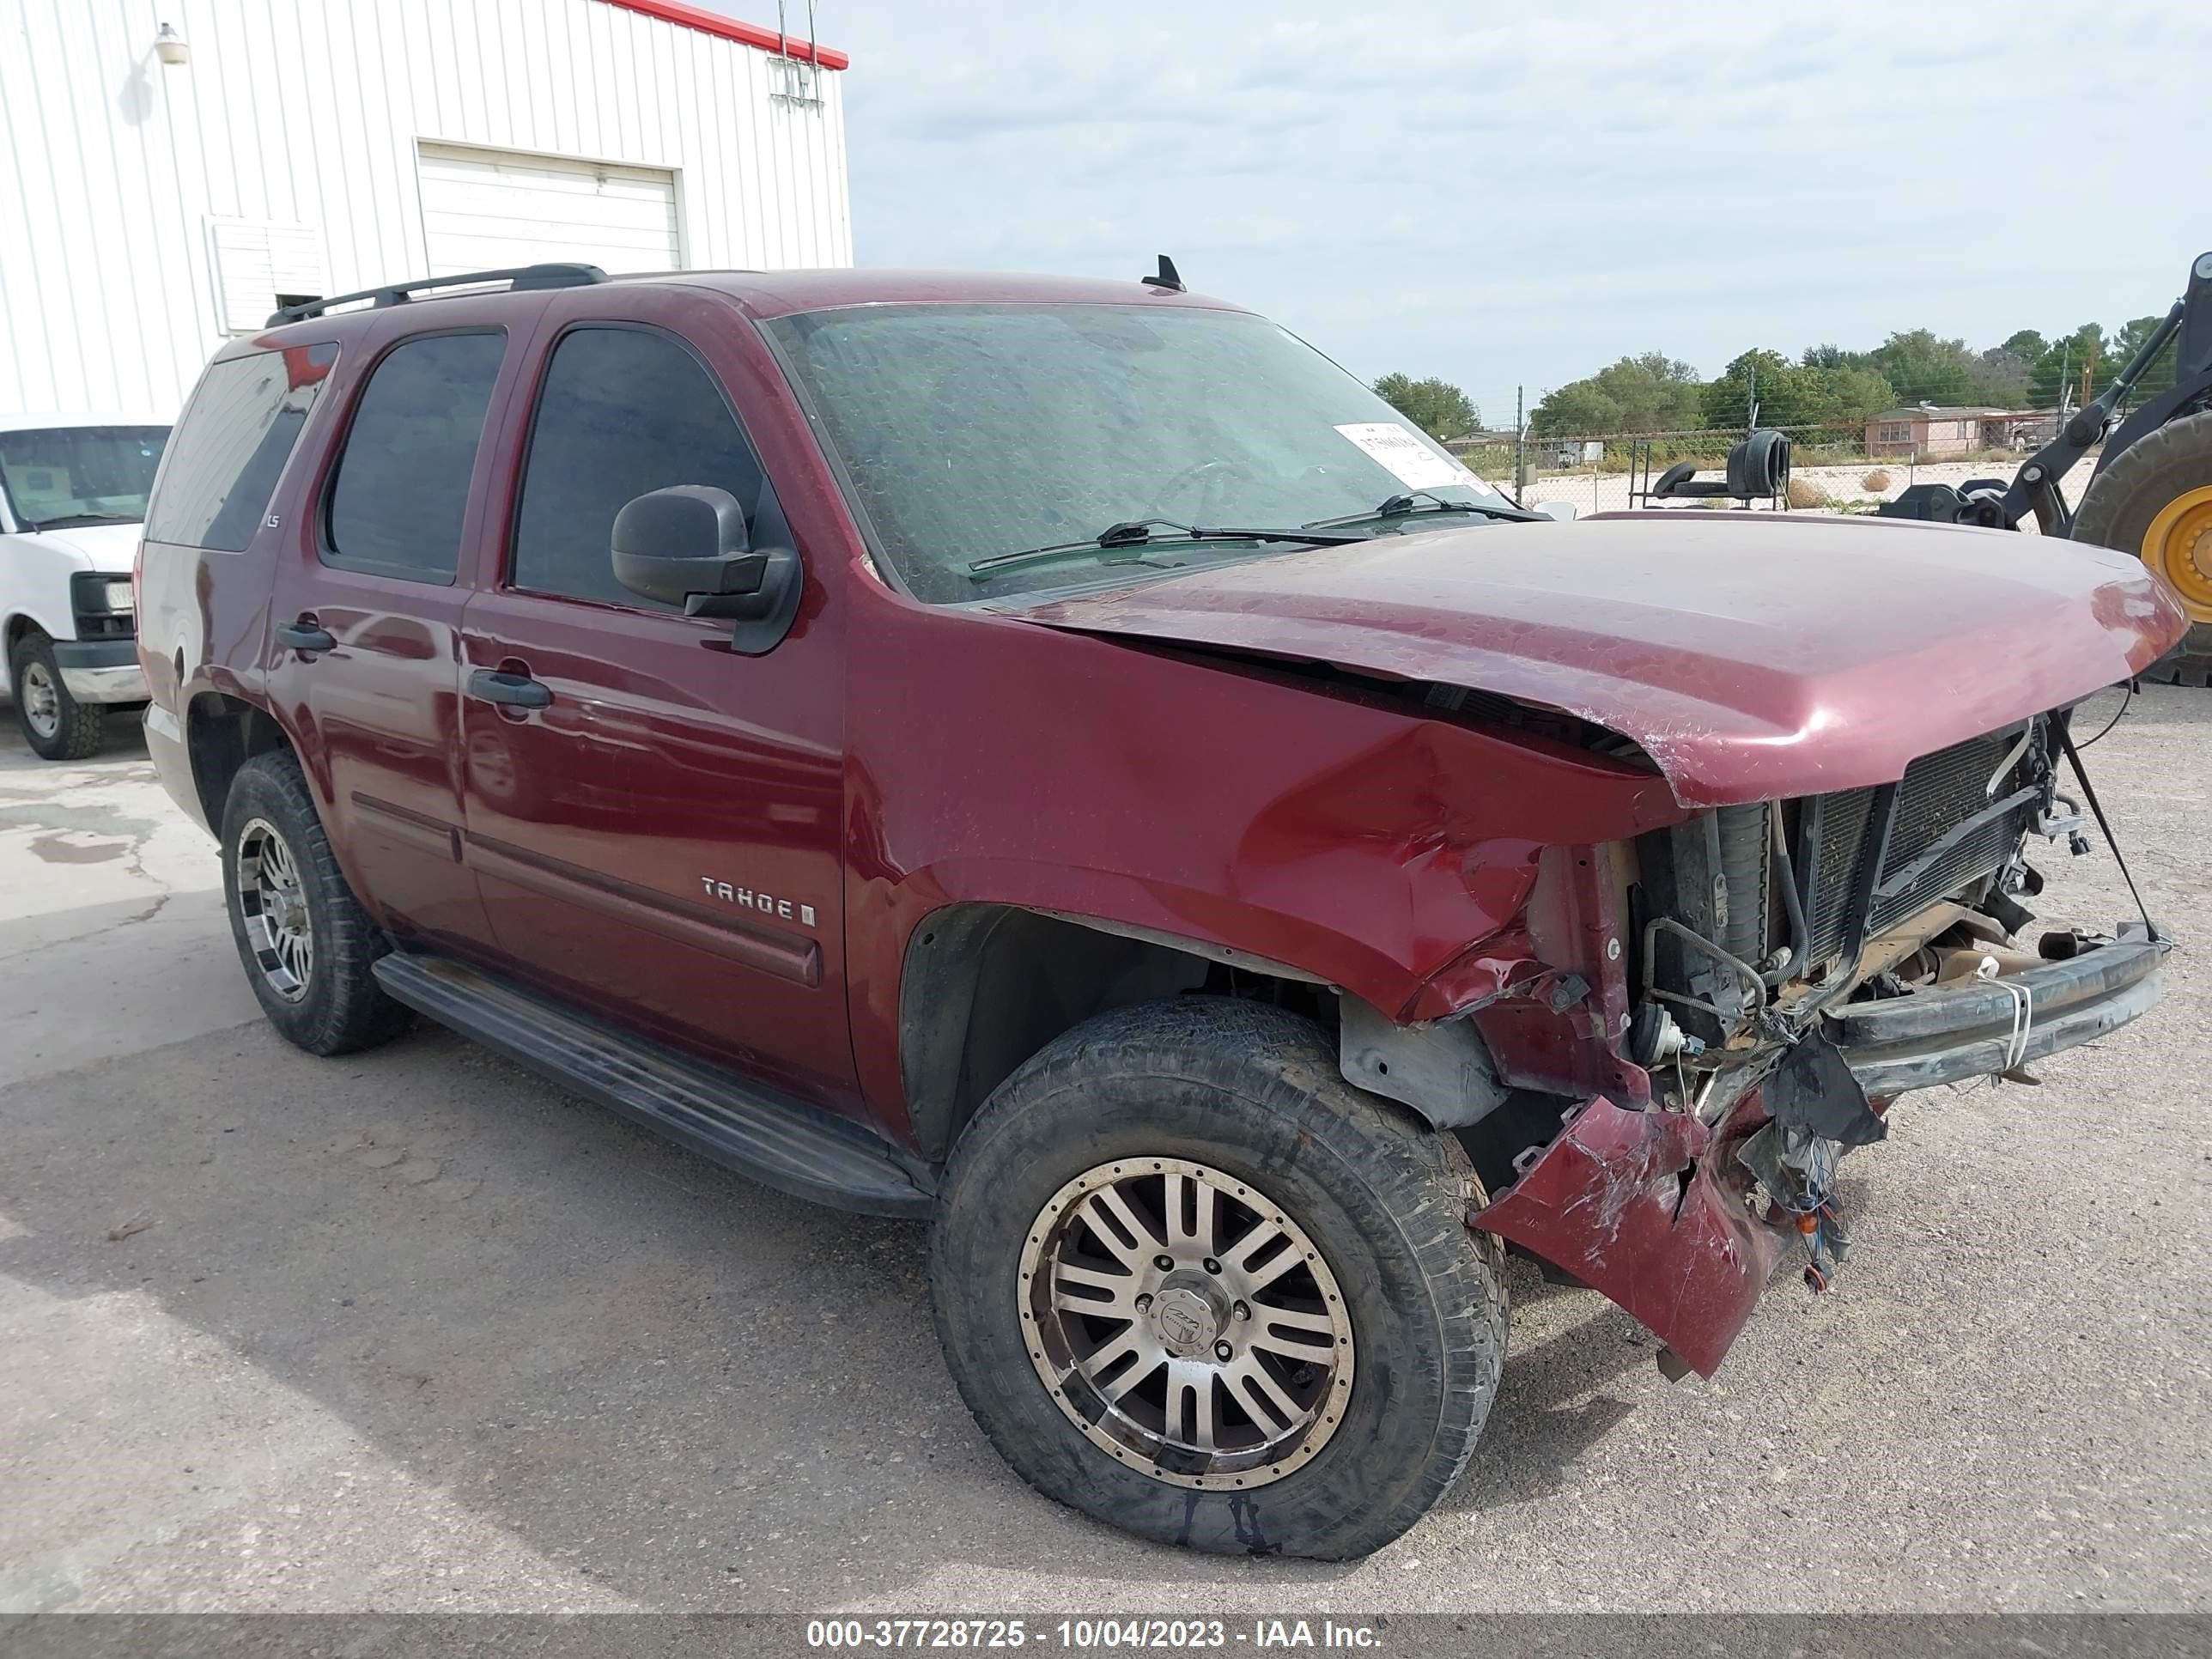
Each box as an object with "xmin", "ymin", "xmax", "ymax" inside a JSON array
[{"xmin": 146, "ymin": 344, "xmax": 337, "ymax": 551}]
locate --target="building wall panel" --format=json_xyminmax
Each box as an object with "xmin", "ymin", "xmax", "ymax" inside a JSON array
[{"xmin": 0, "ymin": 0, "xmax": 852, "ymax": 416}]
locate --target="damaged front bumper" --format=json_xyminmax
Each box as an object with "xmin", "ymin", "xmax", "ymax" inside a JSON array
[
  {"xmin": 1828, "ymin": 931, "xmax": 2164, "ymax": 1095},
  {"xmin": 1473, "ymin": 1097, "xmax": 1782, "ymax": 1378},
  {"xmin": 1471, "ymin": 927, "xmax": 2168, "ymax": 1378}
]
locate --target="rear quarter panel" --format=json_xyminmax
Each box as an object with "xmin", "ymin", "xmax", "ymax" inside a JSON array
[{"xmin": 137, "ymin": 337, "xmax": 352, "ymax": 831}]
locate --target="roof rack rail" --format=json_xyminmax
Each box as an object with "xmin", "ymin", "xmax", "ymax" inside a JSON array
[{"xmin": 266, "ymin": 263, "xmax": 607, "ymax": 325}]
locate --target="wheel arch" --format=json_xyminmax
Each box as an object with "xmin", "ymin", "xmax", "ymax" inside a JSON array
[
  {"xmin": 5, "ymin": 604, "xmax": 70, "ymax": 655},
  {"xmin": 898, "ymin": 902, "xmax": 1340, "ymax": 1164},
  {"xmin": 895, "ymin": 901, "xmax": 1547, "ymax": 1167},
  {"xmin": 185, "ymin": 690, "xmax": 295, "ymax": 833}
]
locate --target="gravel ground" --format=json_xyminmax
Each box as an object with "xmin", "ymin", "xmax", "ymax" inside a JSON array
[{"xmin": 0, "ymin": 689, "xmax": 2206, "ymax": 1616}]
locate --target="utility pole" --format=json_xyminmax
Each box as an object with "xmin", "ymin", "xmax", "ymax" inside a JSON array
[
  {"xmin": 1514, "ymin": 386, "xmax": 1525, "ymax": 498},
  {"xmin": 1747, "ymin": 364, "xmax": 1759, "ymax": 430}
]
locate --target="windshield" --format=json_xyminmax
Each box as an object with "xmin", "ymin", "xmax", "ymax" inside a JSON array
[
  {"xmin": 0, "ymin": 425, "xmax": 169, "ymax": 531},
  {"xmin": 763, "ymin": 304, "xmax": 1507, "ymax": 602}
]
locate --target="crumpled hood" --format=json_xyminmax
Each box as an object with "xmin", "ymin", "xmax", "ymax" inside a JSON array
[
  {"xmin": 21, "ymin": 522, "xmax": 143, "ymax": 574},
  {"xmin": 1008, "ymin": 512, "xmax": 2188, "ymax": 808}
]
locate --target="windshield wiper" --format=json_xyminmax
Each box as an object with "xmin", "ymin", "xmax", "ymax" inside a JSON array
[
  {"xmin": 24, "ymin": 512, "xmax": 143, "ymax": 530},
  {"xmin": 1306, "ymin": 489, "xmax": 1541, "ymax": 529},
  {"xmin": 968, "ymin": 517, "xmax": 1370, "ymax": 579}
]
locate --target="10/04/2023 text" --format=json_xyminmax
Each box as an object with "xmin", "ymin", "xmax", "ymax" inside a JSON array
[{"xmin": 804, "ymin": 1619, "xmax": 1383, "ymax": 1650}]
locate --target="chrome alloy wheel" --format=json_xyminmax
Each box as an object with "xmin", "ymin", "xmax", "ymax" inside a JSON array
[
  {"xmin": 1018, "ymin": 1157, "xmax": 1355, "ymax": 1490},
  {"xmin": 19, "ymin": 658, "xmax": 61, "ymax": 740},
  {"xmin": 236, "ymin": 817, "xmax": 314, "ymax": 1002}
]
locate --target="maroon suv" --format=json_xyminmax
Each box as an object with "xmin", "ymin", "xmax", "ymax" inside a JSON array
[{"xmin": 137, "ymin": 263, "xmax": 2185, "ymax": 1559}]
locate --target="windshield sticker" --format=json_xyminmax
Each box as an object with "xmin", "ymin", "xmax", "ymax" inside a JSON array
[{"xmin": 1334, "ymin": 422, "xmax": 1490, "ymax": 493}]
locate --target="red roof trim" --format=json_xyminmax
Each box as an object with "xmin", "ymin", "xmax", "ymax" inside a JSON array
[{"xmin": 594, "ymin": 0, "xmax": 850, "ymax": 70}]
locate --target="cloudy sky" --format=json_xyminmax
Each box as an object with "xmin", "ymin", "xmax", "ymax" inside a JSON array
[{"xmin": 718, "ymin": 0, "xmax": 2212, "ymax": 426}]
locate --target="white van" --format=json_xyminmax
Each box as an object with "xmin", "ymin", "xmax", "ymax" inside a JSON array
[{"xmin": 1, "ymin": 416, "xmax": 168, "ymax": 759}]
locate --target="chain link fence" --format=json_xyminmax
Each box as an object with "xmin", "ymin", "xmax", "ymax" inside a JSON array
[{"xmin": 1448, "ymin": 419, "xmax": 2066, "ymax": 520}]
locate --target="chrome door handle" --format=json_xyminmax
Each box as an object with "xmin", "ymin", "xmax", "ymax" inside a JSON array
[
  {"xmin": 466, "ymin": 668, "xmax": 551, "ymax": 709},
  {"xmin": 274, "ymin": 619, "xmax": 336, "ymax": 653}
]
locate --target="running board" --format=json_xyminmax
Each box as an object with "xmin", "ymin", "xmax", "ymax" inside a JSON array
[{"xmin": 372, "ymin": 951, "xmax": 935, "ymax": 1218}]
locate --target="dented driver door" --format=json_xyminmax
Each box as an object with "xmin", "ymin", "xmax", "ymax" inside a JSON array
[{"xmin": 455, "ymin": 295, "xmax": 856, "ymax": 1108}]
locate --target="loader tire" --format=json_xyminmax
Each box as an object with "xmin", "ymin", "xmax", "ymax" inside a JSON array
[{"xmin": 2073, "ymin": 408, "xmax": 2212, "ymax": 686}]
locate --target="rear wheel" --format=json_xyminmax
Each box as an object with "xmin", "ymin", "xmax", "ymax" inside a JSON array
[
  {"xmin": 2072, "ymin": 408, "xmax": 2212, "ymax": 686},
  {"xmin": 220, "ymin": 750, "xmax": 411, "ymax": 1055},
  {"xmin": 929, "ymin": 997, "xmax": 1506, "ymax": 1559},
  {"xmin": 8, "ymin": 630, "xmax": 106, "ymax": 761}
]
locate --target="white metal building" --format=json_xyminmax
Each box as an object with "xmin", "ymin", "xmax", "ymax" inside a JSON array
[{"xmin": 0, "ymin": 0, "xmax": 854, "ymax": 416}]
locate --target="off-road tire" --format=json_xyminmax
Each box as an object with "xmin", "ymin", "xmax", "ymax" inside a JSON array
[
  {"xmin": 929, "ymin": 996, "xmax": 1507, "ymax": 1559},
  {"xmin": 8, "ymin": 630, "xmax": 106, "ymax": 761},
  {"xmin": 220, "ymin": 750, "xmax": 411, "ymax": 1055},
  {"xmin": 2072, "ymin": 407, "xmax": 2212, "ymax": 687}
]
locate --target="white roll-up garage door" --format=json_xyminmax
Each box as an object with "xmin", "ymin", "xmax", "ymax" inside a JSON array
[{"xmin": 416, "ymin": 143, "xmax": 682, "ymax": 277}]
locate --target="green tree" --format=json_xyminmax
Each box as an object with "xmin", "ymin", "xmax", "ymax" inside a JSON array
[
  {"xmin": 1820, "ymin": 366, "xmax": 1901, "ymax": 427},
  {"xmin": 1701, "ymin": 350, "xmax": 1894, "ymax": 431},
  {"xmin": 1528, "ymin": 380, "xmax": 1622, "ymax": 434},
  {"xmin": 1371, "ymin": 374, "xmax": 1478, "ymax": 441},
  {"xmin": 2028, "ymin": 324, "xmax": 2108, "ymax": 406},
  {"xmin": 1972, "ymin": 345, "xmax": 2033, "ymax": 408},
  {"xmin": 1860, "ymin": 329, "xmax": 1980, "ymax": 406},
  {"xmin": 1702, "ymin": 349, "xmax": 1784, "ymax": 426},
  {"xmin": 1528, "ymin": 352, "xmax": 1701, "ymax": 435},
  {"xmin": 1700, "ymin": 350, "xmax": 1806, "ymax": 426},
  {"xmin": 2106, "ymin": 314, "xmax": 2179, "ymax": 400},
  {"xmin": 1800, "ymin": 343, "xmax": 1869, "ymax": 372}
]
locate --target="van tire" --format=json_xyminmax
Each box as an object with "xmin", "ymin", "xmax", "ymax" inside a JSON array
[
  {"xmin": 9, "ymin": 630, "xmax": 106, "ymax": 761},
  {"xmin": 220, "ymin": 749, "xmax": 411, "ymax": 1056},
  {"xmin": 929, "ymin": 996, "xmax": 1507, "ymax": 1559}
]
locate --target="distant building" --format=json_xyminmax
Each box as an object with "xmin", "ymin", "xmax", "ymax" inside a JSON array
[{"xmin": 1866, "ymin": 405, "xmax": 2050, "ymax": 458}]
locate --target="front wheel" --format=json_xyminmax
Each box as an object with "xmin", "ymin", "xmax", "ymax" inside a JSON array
[
  {"xmin": 8, "ymin": 630, "xmax": 106, "ymax": 761},
  {"xmin": 929, "ymin": 998, "xmax": 1506, "ymax": 1559}
]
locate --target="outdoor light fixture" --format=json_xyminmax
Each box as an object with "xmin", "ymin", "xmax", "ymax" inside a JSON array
[{"xmin": 154, "ymin": 23, "xmax": 189, "ymax": 66}]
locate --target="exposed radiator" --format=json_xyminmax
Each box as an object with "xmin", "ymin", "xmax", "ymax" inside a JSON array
[{"xmin": 1796, "ymin": 726, "xmax": 2037, "ymax": 969}]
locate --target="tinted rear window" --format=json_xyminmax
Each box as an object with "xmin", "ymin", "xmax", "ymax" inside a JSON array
[
  {"xmin": 325, "ymin": 331, "xmax": 506, "ymax": 583},
  {"xmin": 145, "ymin": 346, "xmax": 336, "ymax": 550}
]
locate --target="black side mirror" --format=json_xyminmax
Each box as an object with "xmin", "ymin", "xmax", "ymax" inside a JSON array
[{"xmin": 611, "ymin": 485, "xmax": 802, "ymax": 656}]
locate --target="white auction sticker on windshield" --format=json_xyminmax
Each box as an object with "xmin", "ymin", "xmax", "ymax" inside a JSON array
[{"xmin": 1334, "ymin": 422, "xmax": 1489, "ymax": 492}]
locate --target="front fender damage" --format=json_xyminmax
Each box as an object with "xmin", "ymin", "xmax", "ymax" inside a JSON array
[{"xmin": 1470, "ymin": 1097, "xmax": 1782, "ymax": 1377}]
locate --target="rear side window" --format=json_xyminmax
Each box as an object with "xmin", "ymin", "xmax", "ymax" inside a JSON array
[
  {"xmin": 510, "ymin": 325, "xmax": 772, "ymax": 610},
  {"xmin": 145, "ymin": 345, "xmax": 336, "ymax": 550},
  {"xmin": 324, "ymin": 331, "xmax": 506, "ymax": 583}
]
